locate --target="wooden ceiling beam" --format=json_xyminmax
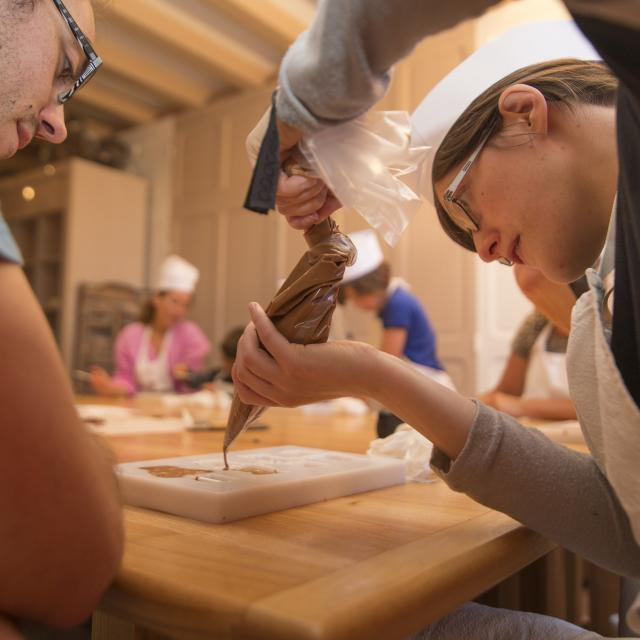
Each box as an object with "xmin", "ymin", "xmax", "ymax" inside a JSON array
[
  {"xmin": 74, "ymin": 84, "xmax": 158, "ymax": 125},
  {"xmin": 98, "ymin": 41, "xmax": 210, "ymax": 109},
  {"xmin": 105, "ymin": 0, "xmax": 275, "ymax": 89},
  {"xmin": 202, "ymin": 0, "xmax": 311, "ymax": 51}
]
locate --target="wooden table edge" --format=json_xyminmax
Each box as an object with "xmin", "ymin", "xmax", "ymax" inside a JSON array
[{"xmin": 95, "ymin": 511, "xmax": 555, "ymax": 640}]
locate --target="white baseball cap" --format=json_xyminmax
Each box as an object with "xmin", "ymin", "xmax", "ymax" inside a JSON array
[
  {"xmin": 342, "ymin": 229, "xmax": 384, "ymax": 284},
  {"xmin": 156, "ymin": 255, "xmax": 199, "ymax": 293},
  {"xmin": 410, "ymin": 20, "xmax": 600, "ymax": 204}
]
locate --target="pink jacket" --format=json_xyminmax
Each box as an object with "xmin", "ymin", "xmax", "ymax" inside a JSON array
[{"xmin": 112, "ymin": 321, "xmax": 211, "ymax": 395}]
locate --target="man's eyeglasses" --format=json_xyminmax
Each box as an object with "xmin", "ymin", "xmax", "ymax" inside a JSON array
[
  {"xmin": 52, "ymin": 0, "xmax": 102, "ymax": 103},
  {"xmin": 442, "ymin": 127, "xmax": 513, "ymax": 267}
]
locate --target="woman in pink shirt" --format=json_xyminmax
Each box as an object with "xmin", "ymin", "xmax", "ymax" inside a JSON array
[{"xmin": 90, "ymin": 255, "xmax": 211, "ymax": 396}]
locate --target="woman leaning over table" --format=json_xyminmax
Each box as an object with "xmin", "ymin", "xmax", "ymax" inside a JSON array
[{"xmin": 233, "ymin": 2, "xmax": 640, "ymax": 638}]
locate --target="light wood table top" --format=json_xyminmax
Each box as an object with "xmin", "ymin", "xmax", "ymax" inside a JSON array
[{"xmin": 88, "ymin": 401, "xmax": 556, "ymax": 640}]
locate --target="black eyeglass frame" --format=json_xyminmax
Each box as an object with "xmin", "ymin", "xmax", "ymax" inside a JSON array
[
  {"xmin": 442, "ymin": 123, "xmax": 513, "ymax": 267},
  {"xmin": 52, "ymin": 0, "xmax": 102, "ymax": 103}
]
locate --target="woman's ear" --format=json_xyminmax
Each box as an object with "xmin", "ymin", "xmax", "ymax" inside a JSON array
[{"xmin": 498, "ymin": 84, "xmax": 548, "ymax": 135}]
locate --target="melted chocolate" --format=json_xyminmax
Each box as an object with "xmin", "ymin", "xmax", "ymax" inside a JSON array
[{"xmin": 142, "ymin": 465, "xmax": 212, "ymax": 478}]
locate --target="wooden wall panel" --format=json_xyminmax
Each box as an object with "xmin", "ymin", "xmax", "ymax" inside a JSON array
[
  {"xmin": 222, "ymin": 207, "xmax": 279, "ymax": 329},
  {"xmin": 172, "ymin": 86, "xmax": 276, "ymax": 365},
  {"xmin": 171, "ymin": 212, "xmax": 219, "ymax": 358},
  {"xmin": 174, "ymin": 118, "xmax": 225, "ymax": 206}
]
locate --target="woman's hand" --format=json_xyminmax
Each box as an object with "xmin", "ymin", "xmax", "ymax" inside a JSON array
[
  {"xmin": 246, "ymin": 110, "xmax": 342, "ymax": 230},
  {"xmin": 232, "ymin": 303, "xmax": 372, "ymax": 407},
  {"xmin": 173, "ymin": 362, "xmax": 190, "ymax": 381},
  {"xmin": 89, "ymin": 366, "xmax": 114, "ymax": 395},
  {"xmin": 234, "ymin": 304, "xmax": 476, "ymax": 461},
  {"xmin": 89, "ymin": 366, "xmax": 127, "ymax": 397},
  {"xmin": 276, "ymin": 172, "xmax": 342, "ymax": 230},
  {"xmin": 275, "ymin": 115, "xmax": 342, "ymax": 229}
]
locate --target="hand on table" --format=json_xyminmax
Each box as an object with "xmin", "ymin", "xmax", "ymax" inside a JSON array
[
  {"xmin": 89, "ymin": 366, "xmax": 127, "ymax": 397},
  {"xmin": 89, "ymin": 366, "xmax": 115, "ymax": 395},
  {"xmin": 232, "ymin": 303, "xmax": 371, "ymax": 407},
  {"xmin": 173, "ymin": 362, "xmax": 190, "ymax": 381}
]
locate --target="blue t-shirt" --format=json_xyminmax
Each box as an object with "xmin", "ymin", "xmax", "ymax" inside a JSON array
[
  {"xmin": 0, "ymin": 214, "xmax": 22, "ymax": 264},
  {"xmin": 378, "ymin": 287, "xmax": 443, "ymax": 370}
]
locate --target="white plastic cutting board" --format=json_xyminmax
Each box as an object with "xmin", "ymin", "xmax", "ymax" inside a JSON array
[{"xmin": 117, "ymin": 445, "xmax": 406, "ymax": 523}]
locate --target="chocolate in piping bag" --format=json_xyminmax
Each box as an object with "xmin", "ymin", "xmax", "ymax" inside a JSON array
[{"xmin": 223, "ymin": 216, "xmax": 356, "ymax": 467}]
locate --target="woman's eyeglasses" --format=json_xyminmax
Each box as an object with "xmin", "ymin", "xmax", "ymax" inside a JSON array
[{"xmin": 442, "ymin": 128, "xmax": 513, "ymax": 267}]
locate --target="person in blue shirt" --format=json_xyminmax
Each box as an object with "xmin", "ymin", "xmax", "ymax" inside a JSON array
[{"xmin": 339, "ymin": 230, "xmax": 454, "ymax": 437}]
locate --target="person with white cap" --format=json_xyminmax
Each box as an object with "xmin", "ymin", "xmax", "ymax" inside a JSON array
[
  {"xmin": 90, "ymin": 254, "xmax": 211, "ymax": 396},
  {"xmin": 341, "ymin": 229, "xmax": 453, "ymax": 436},
  {"xmin": 233, "ymin": 3, "xmax": 640, "ymax": 638}
]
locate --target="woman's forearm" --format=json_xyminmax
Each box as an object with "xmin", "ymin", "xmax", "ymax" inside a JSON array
[
  {"xmin": 520, "ymin": 397, "xmax": 577, "ymax": 421},
  {"xmin": 434, "ymin": 404, "xmax": 640, "ymax": 577},
  {"xmin": 363, "ymin": 349, "xmax": 476, "ymax": 460}
]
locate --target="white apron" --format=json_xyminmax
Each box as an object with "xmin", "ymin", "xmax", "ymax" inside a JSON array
[
  {"xmin": 566, "ymin": 207, "xmax": 640, "ymax": 545},
  {"xmin": 524, "ymin": 324, "xmax": 570, "ymax": 400},
  {"xmin": 134, "ymin": 328, "xmax": 174, "ymax": 392}
]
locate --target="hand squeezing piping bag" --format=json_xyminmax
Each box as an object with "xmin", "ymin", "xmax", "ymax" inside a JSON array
[{"xmin": 223, "ymin": 214, "xmax": 356, "ymax": 468}]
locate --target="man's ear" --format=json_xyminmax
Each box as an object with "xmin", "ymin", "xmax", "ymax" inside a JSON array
[{"xmin": 498, "ymin": 84, "xmax": 548, "ymax": 135}]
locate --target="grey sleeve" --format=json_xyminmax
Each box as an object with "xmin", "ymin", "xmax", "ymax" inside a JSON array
[
  {"xmin": 510, "ymin": 310, "xmax": 547, "ymax": 360},
  {"xmin": 0, "ymin": 214, "xmax": 23, "ymax": 265},
  {"xmin": 276, "ymin": 0, "xmax": 502, "ymax": 133},
  {"xmin": 431, "ymin": 401, "xmax": 640, "ymax": 578}
]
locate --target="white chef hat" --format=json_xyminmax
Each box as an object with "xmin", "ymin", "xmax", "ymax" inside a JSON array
[
  {"xmin": 342, "ymin": 229, "xmax": 384, "ymax": 284},
  {"xmin": 410, "ymin": 20, "xmax": 600, "ymax": 205},
  {"xmin": 155, "ymin": 254, "xmax": 200, "ymax": 293}
]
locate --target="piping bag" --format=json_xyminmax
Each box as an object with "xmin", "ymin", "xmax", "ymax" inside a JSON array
[
  {"xmin": 223, "ymin": 93, "xmax": 427, "ymax": 466},
  {"xmin": 223, "ymin": 124, "xmax": 356, "ymax": 466}
]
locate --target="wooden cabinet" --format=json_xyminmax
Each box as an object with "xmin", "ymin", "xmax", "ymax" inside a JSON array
[{"xmin": 0, "ymin": 158, "xmax": 148, "ymax": 369}]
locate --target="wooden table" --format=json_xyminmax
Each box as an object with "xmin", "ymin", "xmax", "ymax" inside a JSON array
[{"xmin": 90, "ymin": 404, "xmax": 555, "ymax": 640}]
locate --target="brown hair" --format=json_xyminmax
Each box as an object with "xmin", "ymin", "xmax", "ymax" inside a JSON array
[
  {"xmin": 338, "ymin": 262, "xmax": 391, "ymax": 305},
  {"xmin": 432, "ymin": 59, "xmax": 618, "ymax": 252},
  {"xmin": 138, "ymin": 291, "xmax": 167, "ymax": 325}
]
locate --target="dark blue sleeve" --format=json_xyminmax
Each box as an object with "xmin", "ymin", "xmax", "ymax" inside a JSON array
[{"xmin": 380, "ymin": 293, "xmax": 412, "ymax": 329}]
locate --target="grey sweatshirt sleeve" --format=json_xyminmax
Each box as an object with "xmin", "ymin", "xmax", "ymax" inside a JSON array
[
  {"xmin": 276, "ymin": 0, "xmax": 502, "ymax": 133},
  {"xmin": 431, "ymin": 401, "xmax": 640, "ymax": 578}
]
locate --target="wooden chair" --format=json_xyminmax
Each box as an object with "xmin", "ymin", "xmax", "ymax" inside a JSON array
[{"xmin": 72, "ymin": 282, "xmax": 144, "ymax": 393}]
